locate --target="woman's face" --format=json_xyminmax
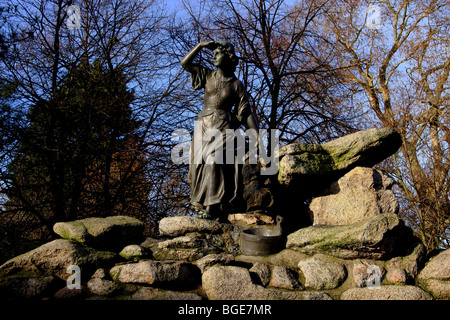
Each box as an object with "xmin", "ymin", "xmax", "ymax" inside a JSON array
[{"xmin": 212, "ymin": 48, "xmax": 227, "ymax": 68}]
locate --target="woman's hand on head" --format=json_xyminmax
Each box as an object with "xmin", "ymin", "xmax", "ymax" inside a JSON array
[{"xmin": 199, "ymin": 41, "xmax": 217, "ymax": 50}]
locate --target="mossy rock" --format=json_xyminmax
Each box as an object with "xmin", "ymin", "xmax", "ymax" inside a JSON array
[
  {"xmin": 286, "ymin": 213, "xmax": 404, "ymax": 260},
  {"xmin": 0, "ymin": 239, "xmax": 117, "ymax": 281},
  {"xmin": 53, "ymin": 216, "xmax": 144, "ymax": 251},
  {"xmin": 277, "ymin": 127, "xmax": 402, "ymax": 197}
]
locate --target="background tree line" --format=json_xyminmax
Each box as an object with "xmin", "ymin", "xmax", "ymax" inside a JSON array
[{"xmin": 0, "ymin": 0, "xmax": 448, "ymax": 262}]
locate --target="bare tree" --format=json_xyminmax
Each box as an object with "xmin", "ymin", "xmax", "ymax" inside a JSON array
[
  {"xmin": 177, "ymin": 0, "xmax": 364, "ymax": 149},
  {"xmin": 315, "ymin": 0, "xmax": 450, "ymax": 249},
  {"xmin": 0, "ymin": 0, "xmax": 187, "ymax": 260}
]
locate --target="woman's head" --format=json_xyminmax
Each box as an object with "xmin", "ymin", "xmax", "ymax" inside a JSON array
[{"xmin": 212, "ymin": 41, "xmax": 239, "ymax": 72}]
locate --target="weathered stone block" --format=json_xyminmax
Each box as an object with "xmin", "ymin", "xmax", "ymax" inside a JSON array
[
  {"xmin": 159, "ymin": 216, "xmax": 223, "ymax": 237},
  {"xmin": 53, "ymin": 216, "xmax": 144, "ymax": 250},
  {"xmin": 119, "ymin": 245, "xmax": 145, "ymax": 260},
  {"xmin": 309, "ymin": 167, "xmax": 399, "ymax": 226},
  {"xmin": 268, "ymin": 266, "xmax": 302, "ymax": 290},
  {"xmin": 298, "ymin": 255, "xmax": 347, "ymax": 290},
  {"xmin": 417, "ymin": 249, "xmax": 450, "ymax": 299},
  {"xmin": 277, "ymin": 127, "xmax": 402, "ymax": 197},
  {"xmin": 340, "ymin": 285, "xmax": 432, "ymax": 300},
  {"xmin": 202, "ymin": 265, "xmax": 331, "ymax": 300},
  {"xmin": 152, "ymin": 236, "xmax": 220, "ymax": 261},
  {"xmin": 110, "ymin": 260, "xmax": 201, "ymax": 288},
  {"xmin": 286, "ymin": 213, "xmax": 404, "ymax": 259},
  {"xmin": 0, "ymin": 239, "xmax": 117, "ymax": 280},
  {"xmin": 195, "ymin": 254, "xmax": 235, "ymax": 273}
]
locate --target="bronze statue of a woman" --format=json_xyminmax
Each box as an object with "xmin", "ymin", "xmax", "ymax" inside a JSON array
[{"xmin": 181, "ymin": 40, "xmax": 259, "ymax": 221}]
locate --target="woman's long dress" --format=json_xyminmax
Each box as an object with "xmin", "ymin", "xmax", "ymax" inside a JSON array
[{"xmin": 185, "ymin": 64, "xmax": 253, "ymax": 212}]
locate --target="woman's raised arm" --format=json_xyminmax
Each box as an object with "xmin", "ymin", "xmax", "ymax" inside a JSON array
[{"xmin": 180, "ymin": 41, "xmax": 216, "ymax": 70}]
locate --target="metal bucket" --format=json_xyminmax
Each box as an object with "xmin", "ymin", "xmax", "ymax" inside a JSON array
[{"xmin": 240, "ymin": 216, "xmax": 283, "ymax": 256}]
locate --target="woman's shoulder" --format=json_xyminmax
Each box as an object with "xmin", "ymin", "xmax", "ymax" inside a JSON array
[{"xmin": 232, "ymin": 78, "xmax": 246, "ymax": 92}]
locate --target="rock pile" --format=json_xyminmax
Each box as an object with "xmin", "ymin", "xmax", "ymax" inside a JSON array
[
  {"xmin": 0, "ymin": 212, "xmax": 448, "ymax": 300},
  {"xmin": 0, "ymin": 127, "xmax": 449, "ymax": 300}
]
